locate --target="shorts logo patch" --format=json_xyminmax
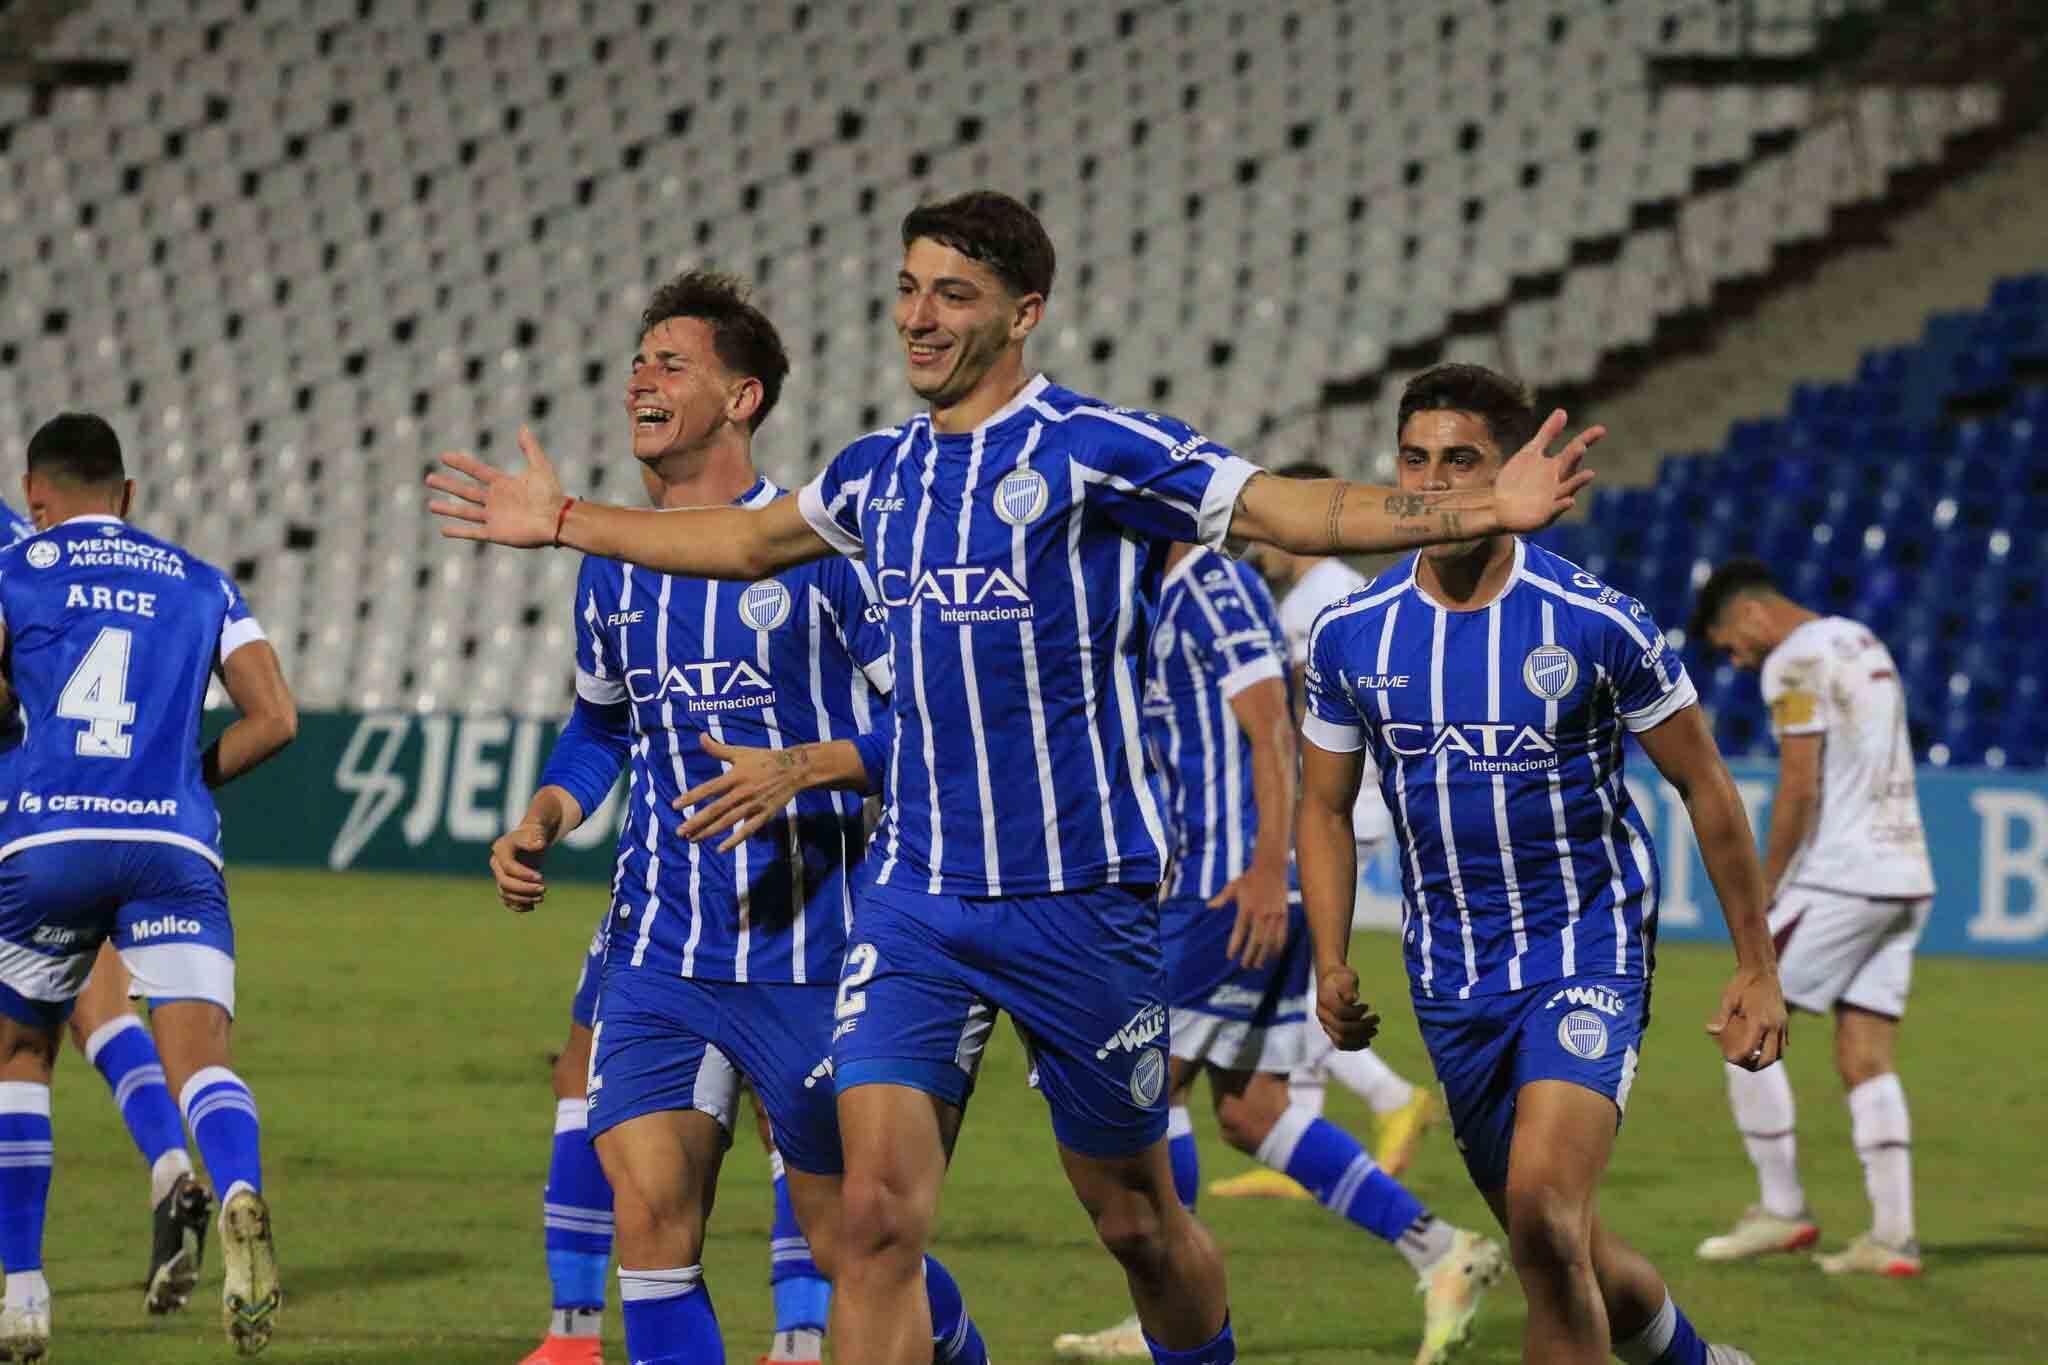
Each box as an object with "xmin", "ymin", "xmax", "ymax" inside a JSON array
[
  {"xmin": 993, "ymin": 468, "xmax": 1050, "ymax": 526},
  {"xmin": 1522, "ymin": 644, "xmax": 1579, "ymax": 701},
  {"xmin": 1129, "ymin": 1046, "xmax": 1166, "ymax": 1108},
  {"xmin": 25, "ymin": 541, "xmax": 58, "ymax": 569},
  {"xmin": 1557, "ymin": 1009, "xmax": 1609, "ymax": 1060},
  {"xmin": 738, "ymin": 579, "xmax": 792, "ymax": 631},
  {"xmin": 803, "ymin": 1056, "xmax": 835, "ymax": 1091},
  {"xmin": 128, "ymin": 915, "xmax": 202, "ymax": 941},
  {"xmin": 1096, "ymin": 1001, "xmax": 1166, "ymax": 1059},
  {"xmin": 1544, "ymin": 984, "xmax": 1623, "ymax": 1016}
]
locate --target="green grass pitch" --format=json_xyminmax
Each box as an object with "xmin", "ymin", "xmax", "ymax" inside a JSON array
[{"xmin": 41, "ymin": 868, "xmax": 2048, "ymax": 1362}]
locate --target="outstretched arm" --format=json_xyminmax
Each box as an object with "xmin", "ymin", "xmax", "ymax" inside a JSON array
[
  {"xmin": 1229, "ymin": 409, "xmax": 1601, "ymax": 554},
  {"xmin": 673, "ymin": 735, "xmax": 879, "ymax": 852},
  {"xmin": 426, "ymin": 426, "xmax": 835, "ymax": 579},
  {"xmin": 1636, "ymin": 704, "xmax": 1788, "ymax": 1070}
]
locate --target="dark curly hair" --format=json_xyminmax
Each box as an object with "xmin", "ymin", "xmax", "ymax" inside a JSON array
[
  {"xmin": 1396, "ymin": 363, "xmax": 1541, "ymax": 457},
  {"xmin": 901, "ymin": 191, "xmax": 1057, "ymax": 300},
  {"xmin": 638, "ymin": 269, "xmax": 790, "ymax": 432}
]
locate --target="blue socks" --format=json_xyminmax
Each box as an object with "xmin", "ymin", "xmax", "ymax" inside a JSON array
[
  {"xmin": 1615, "ymin": 1291, "xmax": 1709, "ymax": 1365},
  {"xmin": 1257, "ymin": 1105, "xmax": 1438, "ymax": 1260},
  {"xmin": 768, "ymin": 1151, "xmax": 830, "ymax": 1344},
  {"xmin": 83, "ymin": 1016, "xmax": 189, "ymax": 1191},
  {"xmin": 925, "ymin": 1254, "xmax": 988, "ymax": 1364},
  {"xmin": 619, "ymin": 1264, "xmax": 721, "ymax": 1365},
  {"xmin": 178, "ymin": 1066, "xmax": 261, "ymax": 1204},
  {"xmin": 1167, "ymin": 1105, "xmax": 1199, "ymax": 1210},
  {"xmin": 0, "ymin": 1083, "xmax": 52, "ymax": 1278},
  {"xmin": 544, "ymin": 1098, "xmax": 613, "ymax": 1323},
  {"xmin": 1146, "ymin": 1312, "xmax": 1236, "ymax": 1364}
]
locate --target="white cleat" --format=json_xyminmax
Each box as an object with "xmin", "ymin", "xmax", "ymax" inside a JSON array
[
  {"xmin": 219, "ymin": 1188, "xmax": 281, "ymax": 1355},
  {"xmin": 1817, "ymin": 1232, "xmax": 1922, "ymax": 1278},
  {"xmin": 1415, "ymin": 1228, "xmax": 1506, "ymax": 1364},
  {"xmin": 0, "ymin": 1298, "xmax": 49, "ymax": 1363},
  {"xmin": 1707, "ymin": 1346, "xmax": 1757, "ymax": 1364},
  {"xmin": 1051, "ymin": 1312, "xmax": 1148, "ymax": 1360},
  {"xmin": 1696, "ymin": 1206, "xmax": 1820, "ymax": 1262}
]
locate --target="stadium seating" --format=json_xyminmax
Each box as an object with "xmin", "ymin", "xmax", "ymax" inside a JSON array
[
  {"xmin": 0, "ymin": 0, "xmax": 2005, "ymax": 716},
  {"xmin": 1542, "ymin": 270, "xmax": 2048, "ymax": 769}
]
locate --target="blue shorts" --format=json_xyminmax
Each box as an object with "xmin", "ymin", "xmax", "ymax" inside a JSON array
[
  {"xmin": 569, "ymin": 915, "xmax": 606, "ymax": 1030},
  {"xmin": 1413, "ymin": 974, "xmax": 1650, "ymax": 1192},
  {"xmin": 1162, "ymin": 894, "xmax": 1310, "ymax": 1073},
  {"xmin": 833, "ymin": 879, "xmax": 1166, "ymax": 1159},
  {"xmin": 0, "ymin": 841, "xmax": 235, "ymax": 1029},
  {"xmin": 586, "ymin": 966, "xmax": 841, "ymax": 1175}
]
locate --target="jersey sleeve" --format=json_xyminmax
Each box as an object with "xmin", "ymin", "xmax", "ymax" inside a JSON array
[
  {"xmin": 1760, "ymin": 643, "xmax": 1829, "ymax": 739},
  {"xmin": 1180, "ymin": 564, "xmax": 1285, "ymax": 700},
  {"xmin": 1077, "ymin": 409, "xmax": 1262, "ymax": 548},
  {"xmin": 1300, "ymin": 608, "xmax": 1367, "ymax": 754},
  {"xmin": 797, "ymin": 431, "xmax": 893, "ymax": 558},
  {"xmin": 819, "ymin": 557, "xmax": 894, "ymax": 695},
  {"xmin": 1600, "ymin": 593, "xmax": 1697, "ymax": 734},
  {"xmin": 217, "ymin": 573, "xmax": 266, "ymax": 665},
  {"xmin": 572, "ymin": 556, "xmax": 626, "ymax": 706}
]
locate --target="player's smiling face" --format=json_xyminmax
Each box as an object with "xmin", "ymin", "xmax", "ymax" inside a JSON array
[
  {"xmin": 625, "ymin": 316, "xmax": 746, "ymax": 463},
  {"xmin": 1398, "ymin": 409, "xmax": 1501, "ymax": 560},
  {"xmin": 894, "ymin": 238, "xmax": 1032, "ymax": 408}
]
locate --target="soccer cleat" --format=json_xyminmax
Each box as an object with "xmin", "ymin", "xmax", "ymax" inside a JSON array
[
  {"xmin": 219, "ymin": 1188, "xmax": 281, "ymax": 1355},
  {"xmin": 1373, "ymin": 1088, "xmax": 1443, "ymax": 1178},
  {"xmin": 1414, "ymin": 1228, "xmax": 1505, "ymax": 1365},
  {"xmin": 1203, "ymin": 1167, "xmax": 1312, "ymax": 1200},
  {"xmin": 1706, "ymin": 1347, "xmax": 1757, "ymax": 1365},
  {"xmin": 145, "ymin": 1170, "xmax": 214, "ymax": 1314},
  {"xmin": 1695, "ymin": 1206, "xmax": 1820, "ymax": 1262},
  {"xmin": 523, "ymin": 1334, "xmax": 605, "ymax": 1364},
  {"xmin": 1817, "ymin": 1233, "xmax": 1922, "ymax": 1278},
  {"xmin": 0, "ymin": 1296, "xmax": 49, "ymax": 1363},
  {"xmin": 1051, "ymin": 1312, "xmax": 1148, "ymax": 1360}
]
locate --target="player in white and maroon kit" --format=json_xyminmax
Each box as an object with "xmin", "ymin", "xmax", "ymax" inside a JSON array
[{"xmin": 1691, "ymin": 560, "xmax": 1935, "ymax": 1278}]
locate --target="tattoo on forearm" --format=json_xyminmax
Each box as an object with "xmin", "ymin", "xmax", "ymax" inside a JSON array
[
  {"xmin": 1383, "ymin": 493, "xmax": 1427, "ymax": 518},
  {"xmin": 1323, "ymin": 483, "xmax": 1348, "ymax": 550},
  {"xmin": 1441, "ymin": 510, "xmax": 1463, "ymax": 537}
]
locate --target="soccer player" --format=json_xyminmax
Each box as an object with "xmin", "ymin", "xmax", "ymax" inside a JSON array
[
  {"xmin": 1296, "ymin": 364, "xmax": 1783, "ymax": 1365},
  {"xmin": 484, "ymin": 270, "xmax": 986, "ymax": 1365},
  {"xmin": 1229, "ymin": 460, "xmax": 1441, "ymax": 1195},
  {"xmin": 0, "ymin": 492, "xmax": 213, "ymax": 1318},
  {"xmin": 1689, "ymin": 559, "xmax": 1933, "ymax": 1277},
  {"xmin": 1052, "ymin": 539, "xmax": 1502, "ymax": 1363},
  {"xmin": 0, "ymin": 412, "xmax": 295, "ymax": 1357},
  {"xmin": 428, "ymin": 191, "xmax": 1596, "ymax": 1365}
]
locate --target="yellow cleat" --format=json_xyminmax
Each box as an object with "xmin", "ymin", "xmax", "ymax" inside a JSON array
[
  {"xmin": 1374, "ymin": 1088, "xmax": 1443, "ymax": 1178},
  {"xmin": 1415, "ymin": 1228, "xmax": 1505, "ymax": 1365},
  {"xmin": 1203, "ymin": 1167, "xmax": 1313, "ymax": 1200},
  {"xmin": 1051, "ymin": 1312, "xmax": 1148, "ymax": 1360}
]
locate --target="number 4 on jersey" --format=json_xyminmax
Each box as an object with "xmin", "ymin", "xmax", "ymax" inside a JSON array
[{"xmin": 57, "ymin": 625, "xmax": 137, "ymax": 758}]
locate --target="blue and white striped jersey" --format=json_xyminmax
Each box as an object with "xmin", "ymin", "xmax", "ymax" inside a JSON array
[
  {"xmin": 1142, "ymin": 547, "xmax": 1289, "ymax": 901},
  {"xmin": 0, "ymin": 504, "xmax": 31, "ymax": 545},
  {"xmin": 0, "ymin": 502, "xmax": 36, "ymax": 758},
  {"xmin": 0, "ymin": 515, "xmax": 266, "ymax": 867},
  {"xmin": 797, "ymin": 374, "xmax": 1261, "ymax": 897},
  {"xmin": 577, "ymin": 479, "xmax": 893, "ymax": 985},
  {"xmin": 1301, "ymin": 540, "xmax": 1697, "ymax": 999}
]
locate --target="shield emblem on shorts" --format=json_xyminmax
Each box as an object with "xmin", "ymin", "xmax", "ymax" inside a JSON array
[
  {"xmin": 1558, "ymin": 1009, "xmax": 1609, "ymax": 1060},
  {"xmin": 1129, "ymin": 1046, "xmax": 1166, "ymax": 1107},
  {"xmin": 1522, "ymin": 644, "xmax": 1578, "ymax": 701},
  {"xmin": 739, "ymin": 580, "xmax": 791, "ymax": 631},
  {"xmin": 993, "ymin": 468, "xmax": 1049, "ymax": 526}
]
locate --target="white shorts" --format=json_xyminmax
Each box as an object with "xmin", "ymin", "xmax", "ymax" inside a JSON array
[
  {"xmin": 1168, "ymin": 1007, "xmax": 1308, "ymax": 1074},
  {"xmin": 1769, "ymin": 886, "xmax": 1930, "ymax": 1019}
]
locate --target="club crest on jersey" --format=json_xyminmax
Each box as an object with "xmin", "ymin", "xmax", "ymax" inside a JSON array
[
  {"xmin": 992, "ymin": 468, "xmax": 1049, "ymax": 526},
  {"xmin": 1129, "ymin": 1046, "xmax": 1166, "ymax": 1108},
  {"xmin": 738, "ymin": 579, "xmax": 792, "ymax": 631},
  {"xmin": 1557, "ymin": 1009, "xmax": 1609, "ymax": 1060},
  {"xmin": 24, "ymin": 541, "xmax": 57, "ymax": 569},
  {"xmin": 1522, "ymin": 644, "xmax": 1578, "ymax": 700}
]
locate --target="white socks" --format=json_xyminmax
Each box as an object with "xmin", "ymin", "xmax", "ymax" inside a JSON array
[
  {"xmin": 150, "ymin": 1148, "xmax": 195, "ymax": 1208},
  {"xmin": 1848, "ymin": 1073, "xmax": 1914, "ymax": 1246},
  {"xmin": 1612, "ymin": 1290, "xmax": 1677, "ymax": 1365},
  {"xmin": 1725, "ymin": 1061, "xmax": 1805, "ymax": 1218},
  {"xmin": 1318, "ymin": 1047, "xmax": 1416, "ymax": 1116}
]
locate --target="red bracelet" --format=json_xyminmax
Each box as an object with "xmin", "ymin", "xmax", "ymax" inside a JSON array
[{"xmin": 552, "ymin": 495, "xmax": 577, "ymax": 546}]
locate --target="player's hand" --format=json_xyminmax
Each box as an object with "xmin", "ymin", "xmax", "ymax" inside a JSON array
[
  {"xmin": 489, "ymin": 821, "xmax": 552, "ymax": 911},
  {"xmin": 1492, "ymin": 408, "xmax": 1601, "ymax": 533},
  {"xmin": 1707, "ymin": 964, "xmax": 1790, "ymax": 1070},
  {"xmin": 1315, "ymin": 963, "xmax": 1380, "ymax": 1051},
  {"xmin": 427, "ymin": 425, "xmax": 568, "ymax": 547},
  {"xmin": 673, "ymin": 735, "xmax": 811, "ymax": 852},
  {"xmin": 1211, "ymin": 863, "xmax": 1290, "ymax": 970}
]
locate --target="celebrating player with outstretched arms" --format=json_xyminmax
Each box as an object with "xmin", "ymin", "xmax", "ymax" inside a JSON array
[
  {"xmin": 1296, "ymin": 364, "xmax": 1785, "ymax": 1365},
  {"xmin": 429, "ymin": 191, "xmax": 1595, "ymax": 1365}
]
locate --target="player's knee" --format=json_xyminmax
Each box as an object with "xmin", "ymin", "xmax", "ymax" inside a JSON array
[
  {"xmin": 1090, "ymin": 1187, "xmax": 1173, "ymax": 1277},
  {"xmin": 1504, "ymin": 1182, "xmax": 1592, "ymax": 1273},
  {"xmin": 837, "ymin": 1167, "xmax": 932, "ymax": 1269},
  {"xmin": 1210, "ymin": 1093, "xmax": 1275, "ymax": 1155}
]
